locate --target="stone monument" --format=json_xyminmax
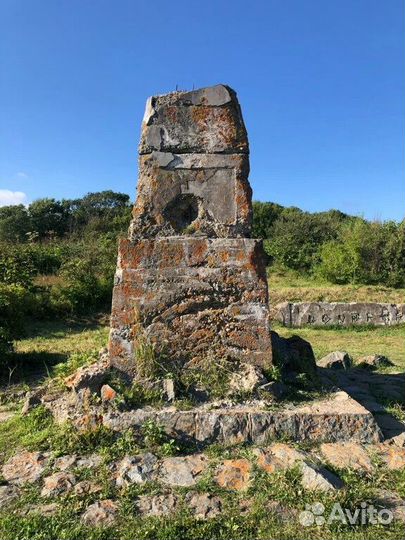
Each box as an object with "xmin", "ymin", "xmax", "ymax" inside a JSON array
[{"xmin": 108, "ymin": 85, "xmax": 274, "ymax": 379}]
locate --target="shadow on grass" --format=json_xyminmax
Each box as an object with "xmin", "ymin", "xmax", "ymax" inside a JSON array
[
  {"xmin": 20, "ymin": 312, "xmax": 109, "ymax": 340},
  {"xmin": 319, "ymin": 366, "xmax": 405, "ymax": 439},
  {"xmin": 0, "ymin": 351, "xmax": 67, "ymax": 389}
]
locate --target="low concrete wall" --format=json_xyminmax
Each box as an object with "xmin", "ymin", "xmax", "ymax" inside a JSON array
[{"xmin": 276, "ymin": 302, "xmax": 405, "ymax": 327}]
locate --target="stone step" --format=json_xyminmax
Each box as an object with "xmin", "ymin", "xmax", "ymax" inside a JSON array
[{"xmin": 102, "ymin": 391, "xmax": 382, "ymax": 445}]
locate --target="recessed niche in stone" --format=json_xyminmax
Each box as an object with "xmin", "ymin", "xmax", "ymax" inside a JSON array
[{"xmin": 163, "ymin": 193, "xmax": 199, "ymax": 232}]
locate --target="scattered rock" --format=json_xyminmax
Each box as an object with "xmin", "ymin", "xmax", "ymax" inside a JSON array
[
  {"xmin": 300, "ymin": 462, "xmax": 344, "ymax": 491},
  {"xmin": 64, "ymin": 362, "xmax": 109, "ymax": 393},
  {"xmin": 253, "ymin": 443, "xmax": 308, "ymax": 473},
  {"xmin": 162, "ymin": 379, "xmax": 176, "ymax": 402},
  {"xmin": 115, "ymin": 453, "xmax": 158, "ymax": 487},
  {"xmin": 160, "ymin": 454, "xmax": 208, "ymax": 487},
  {"xmin": 317, "ymin": 351, "xmax": 353, "ymax": 370},
  {"xmin": 2, "ymin": 451, "xmax": 49, "ymax": 486},
  {"xmin": 21, "ymin": 388, "xmax": 46, "ymax": 415},
  {"xmin": 319, "ymin": 442, "xmax": 373, "ymax": 472},
  {"xmin": 26, "ymin": 503, "xmax": 59, "ymax": 516},
  {"xmin": 41, "ymin": 471, "xmax": 76, "ymax": 497},
  {"xmin": 0, "ymin": 485, "xmax": 19, "ymax": 508},
  {"xmin": 54, "ymin": 454, "xmax": 77, "ymax": 471},
  {"xmin": 215, "ymin": 458, "xmax": 251, "ymax": 491},
  {"xmin": 239, "ymin": 498, "xmax": 254, "ymax": 515},
  {"xmin": 76, "ymin": 454, "xmax": 103, "ymax": 469},
  {"xmin": 136, "ymin": 493, "xmax": 179, "ymax": 517},
  {"xmin": 387, "ymin": 432, "xmax": 405, "ymax": 448},
  {"xmin": 74, "ymin": 481, "xmax": 103, "ymax": 496},
  {"xmin": 378, "ymin": 445, "xmax": 405, "ymax": 470},
  {"xmin": 358, "ymin": 355, "xmax": 394, "ymax": 370},
  {"xmin": 376, "ymin": 490, "xmax": 405, "ymax": 524},
  {"xmin": 228, "ymin": 364, "xmax": 267, "ymax": 395},
  {"xmin": 100, "ymin": 384, "xmax": 117, "ymax": 402},
  {"xmin": 81, "ymin": 499, "xmax": 118, "ymax": 526},
  {"xmin": 0, "ymin": 410, "xmax": 14, "ymax": 423},
  {"xmin": 271, "ymin": 332, "xmax": 317, "ymax": 377},
  {"xmin": 267, "ymin": 500, "xmax": 299, "ymax": 522},
  {"xmin": 185, "ymin": 492, "xmax": 222, "ymax": 519}
]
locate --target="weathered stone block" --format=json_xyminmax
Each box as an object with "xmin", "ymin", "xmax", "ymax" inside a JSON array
[
  {"xmin": 139, "ymin": 85, "xmax": 248, "ymax": 155},
  {"xmin": 109, "ymin": 237, "xmax": 273, "ymax": 377},
  {"xmin": 130, "ymin": 152, "xmax": 251, "ymax": 239},
  {"xmin": 108, "ymin": 84, "xmax": 274, "ymax": 381},
  {"xmin": 276, "ymin": 302, "xmax": 405, "ymax": 327}
]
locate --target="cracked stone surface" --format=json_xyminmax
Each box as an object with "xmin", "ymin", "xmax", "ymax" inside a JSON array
[
  {"xmin": 253, "ymin": 443, "xmax": 308, "ymax": 473},
  {"xmin": 115, "ymin": 453, "xmax": 158, "ymax": 487},
  {"xmin": 81, "ymin": 500, "xmax": 118, "ymax": 526},
  {"xmin": 2, "ymin": 451, "xmax": 49, "ymax": 486},
  {"xmin": 0, "ymin": 485, "xmax": 19, "ymax": 508},
  {"xmin": 185, "ymin": 492, "xmax": 222, "ymax": 519},
  {"xmin": 215, "ymin": 458, "xmax": 252, "ymax": 491},
  {"xmin": 318, "ymin": 442, "xmax": 373, "ymax": 472},
  {"xmin": 108, "ymin": 84, "xmax": 275, "ymax": 379},
  {"xmin": 136, "ymin": 493, "xmax": 179, "ymax": 517},
  {"xmin": 102, "ymin": 391, "xmax": 382, "ymax": 445},
  {"xmin": 41, "ymin": 471, "xmax": 76, "ymax": 497},
  {"xmin": 160, "ymin": 454, "xmax": 208, "ymax": 487}
]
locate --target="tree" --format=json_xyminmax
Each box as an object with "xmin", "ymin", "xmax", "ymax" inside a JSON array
[
  {"xmin": 29, "ymin": 198, "xmax": 70, "ymax": 239},
  {"xmin": 0, "ymin": 205, "xmax": 31, "ymax": 242},
  {"xmin": 252, "ymin": 201, "xmax": 284, "ymax": 239},
  {"xmin": 67, "ymin": 190, "xmax": 131, "ymax": 234}
]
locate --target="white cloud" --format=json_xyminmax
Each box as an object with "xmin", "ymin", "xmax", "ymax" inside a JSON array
[
  {"xmin": 0, "ymin": 190, "xmax": 28, "ymax": 207},
  {"xmin": 16, "ymin": 172, "xmax": 28, "ymax": 179}
]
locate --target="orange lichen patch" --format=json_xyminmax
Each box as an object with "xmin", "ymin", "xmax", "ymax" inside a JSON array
[
  {"xmin": 119, "ymin": 239, "xmax": 156, "ymax": 269},
  {"xmin": 215, "ymin": 459, "xmax": 251, "ymax": 491},
  {"xmin": 165, "ymin": 106, "xmax": 179, "ymax": 123},
  {"xmin": 187, "ymin": 239, "xmax": 209, "ymax": 266},
  {"xmin": 100, "ymin": 385, "xmax": 117, "ymax": 402},
  {"xmin": 378, "ymin": 445, "xmax": 405, "ymax": 470},
  {"xmin": 227, "ymin": 330, "xmax": 259, "ymax": 351},
  {"xmin": 191, "ymin": 106, "xmax": 211, "ymax": 128},
  {"xmin": 155, "ymin": 241, "xmax": 185, "ymax": 268}
]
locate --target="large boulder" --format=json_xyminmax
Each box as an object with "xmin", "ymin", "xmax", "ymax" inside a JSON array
[
  {"xmin": 270, "ymin": 331, "xmax": 317, "ymax": 378},
  {"xmin": 317, "ymin": 351, "xmax": 353, "ymax": 370}
]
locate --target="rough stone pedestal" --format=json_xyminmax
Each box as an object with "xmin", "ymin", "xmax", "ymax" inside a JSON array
[{"xmin": 108, "ymin": 85, "xmax": 274, "ymax": 377}]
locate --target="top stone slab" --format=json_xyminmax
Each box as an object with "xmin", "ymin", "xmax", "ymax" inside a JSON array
[{"xmin": 139, "ymin": 85, "xmax": 249, "ymax": 155}]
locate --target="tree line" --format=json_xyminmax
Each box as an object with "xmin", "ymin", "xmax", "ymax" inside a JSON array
[
  {"xmin": 253, "ymin": 202, "xmax": 405, "ymax": 288},
  {"xmin": 0, "ymin": 192, "xmax": 404, "ymax": 359}
]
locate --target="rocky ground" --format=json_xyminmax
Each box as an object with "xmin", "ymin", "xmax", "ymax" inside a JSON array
[{"xmin": 1, "ymin": 329, "xmax": 404, "ymax": 539}]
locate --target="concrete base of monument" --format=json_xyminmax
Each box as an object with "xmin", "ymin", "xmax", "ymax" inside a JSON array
[{"xmin": 43, "ymin": 389, "xmax": 383, "ymax": 445}]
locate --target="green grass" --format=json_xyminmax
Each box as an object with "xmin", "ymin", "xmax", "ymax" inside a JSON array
[
  {"xmin": 0, "ymin": 281, "xmax": 404, "ymax": 539},
  {"xmin": 269, "ymin": 268, "xmax": 405, "ymax": 305},
  {"xmin": 15, "ymin": 317, "xmax": 109, "ymax": 357},
  {"xmin": 274, "ymin": 323, "xmax": 405, "ymax": 370},
  {"xmin": 268, "ymin": 268, "xmax": 405, "ymax": 370}
]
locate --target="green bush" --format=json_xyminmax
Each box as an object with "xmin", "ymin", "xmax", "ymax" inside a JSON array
[
  {"xmin": 51, "ymin": 257, "xmax": 111, "ymax": 314},
  {"xmin": 265, "ymin": 208, "xmax": 343, "ymax": 272},
  {"xmin": 0, "ymin": 244, "xmax": 35, "ymax": 288},
  {"xmin": 317, "ymin": 220, "xmax": 405, "ymax": 287},
  {"xmin": 0, "ymin": 284, "xmax": 30, "ymax": 358}
]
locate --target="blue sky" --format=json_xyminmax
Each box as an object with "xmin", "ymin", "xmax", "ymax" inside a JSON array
[{"xmin": 1, "ymin": 0, "xmax": 404, "ymax": 220}]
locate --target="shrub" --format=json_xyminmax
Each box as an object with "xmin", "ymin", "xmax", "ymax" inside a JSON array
[
  {"xmin": 265, "ymin": 208, "xmax": 343, "ymax": 272},
  {"xmin": 0, "ymin": 244, "xmax": 35, "ymax": 288},
  {"xmin": 50, "ymin": 258, "xmax": 111, "ymax": 314},
  {"xmin": 317, "ymin": 220, "xmax": 405, "ymax": 287},
  {"xmin": 0, "ymin": 284, "xmax": 30, "ymax": 359}
]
